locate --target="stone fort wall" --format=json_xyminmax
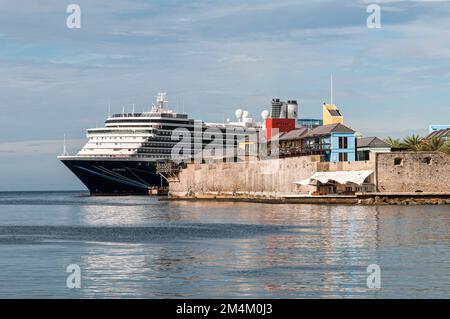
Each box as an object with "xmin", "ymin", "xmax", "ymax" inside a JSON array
[
  {"xmin": 169, "ymin": 152, "xmax": 450, "ymax": 198},
  {"xmin": 376, "ymin": 152, "xmax": 450, "ymax": 193}
]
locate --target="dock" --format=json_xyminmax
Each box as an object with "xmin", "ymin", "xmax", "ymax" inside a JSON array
[
  {"xmin": 148, "ymin": 186, "xmax": 169, "ymax": 196},
  {"xmin": 165, "ymin": 192, "xmax": 450, "ymax": 205}
]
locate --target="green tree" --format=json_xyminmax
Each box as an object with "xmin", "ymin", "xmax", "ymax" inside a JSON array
[
  {"xmin": 419, "ymin": 136, "xmax": 446, "ymax": 151},
  {"xmin": 401, "ymin": 135, "xmax": 422, "ymax": 151},
  {"xmin": 440, "ymin": 140, "xmax": 450, "ymax": 154},
  {"xmin": 385, "ymin": 137, "xmax": 402, "ymax": 148}
]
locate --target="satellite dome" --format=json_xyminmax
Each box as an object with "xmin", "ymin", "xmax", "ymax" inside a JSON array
[
  {"xmin": 235, "ymin": 109, "xmax": 243, "ymax": 120},
  {"xmin": 261, "ymin": 110, "xmax": 269, "ymax": 119}
]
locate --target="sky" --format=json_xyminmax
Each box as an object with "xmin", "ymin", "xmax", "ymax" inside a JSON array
[{"xmin": 0, "ymin": 0, "xmax": 450, "ymax": 191}]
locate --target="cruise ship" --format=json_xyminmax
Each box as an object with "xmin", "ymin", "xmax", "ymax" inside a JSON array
[{"xmin": 58, "ymin": 92, "xmax": 261, "ymax": 195}]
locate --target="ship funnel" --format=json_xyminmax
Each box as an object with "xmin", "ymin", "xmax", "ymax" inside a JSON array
[{"xmin": 287, "ymin": 100, "xmax": 298, "ymax": 119}]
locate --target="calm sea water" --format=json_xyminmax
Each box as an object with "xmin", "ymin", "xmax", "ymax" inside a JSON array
[{"xmin": 0, "ymin": 191, "xmax": 448, "ymax": 298}]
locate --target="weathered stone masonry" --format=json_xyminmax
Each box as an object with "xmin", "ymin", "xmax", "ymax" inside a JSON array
[
  {"xmin": 169, "ymin": 152, "xmax": 450, "ymax": 198},
  {"xmin": 376, "ymin": 152, "xmax": 450, "ymax": 193}
]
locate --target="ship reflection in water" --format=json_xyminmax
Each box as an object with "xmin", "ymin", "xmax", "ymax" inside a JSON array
[{"xmin": 0, "ymin": 191, "xmax": 448, "ymax": 298}]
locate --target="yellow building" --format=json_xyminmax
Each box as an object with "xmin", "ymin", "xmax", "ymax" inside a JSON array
[{"xmin": 322, "ymin": 103, "xmax": 343, "ymax": 125}]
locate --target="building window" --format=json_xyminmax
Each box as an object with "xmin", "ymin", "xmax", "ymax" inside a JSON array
[
  {"xmin": 339, "ymin": 152, "xmax": 348, "ymax": 162},
  {"xmin": 394, "ymin": 158, "xmax": 403, "ymax": 166},
  {"xmin": 338, "ymin": 136, "xmax": 348, "ymax": 149}
]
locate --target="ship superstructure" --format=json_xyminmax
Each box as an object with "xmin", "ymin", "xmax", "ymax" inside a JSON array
[{"xmin": 59, "ymin": 92, "xmax": 261, "ymax": 195}]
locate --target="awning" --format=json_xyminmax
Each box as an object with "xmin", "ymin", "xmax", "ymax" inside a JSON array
[{"xmin": 294, "ymin": 170, "xmax": 374, "ymax": 186}]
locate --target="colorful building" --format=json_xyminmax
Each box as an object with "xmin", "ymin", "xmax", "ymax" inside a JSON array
[
  {"xmin": 306, "ymin": 123, "xmax": 355, "ymax": 162},
  {"xmin": 270, "ymin": 123, "xmax": 356, "ymax": 162},
  {"xmin": 322, "ymin": 103, "xmax": 343, "ymax": 125},
  {"xmin": 265, "ymin": 118, "xmax": 296, "ymax": 140}
]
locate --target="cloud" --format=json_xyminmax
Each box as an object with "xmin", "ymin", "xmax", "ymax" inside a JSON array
[
  {"xmin": 1, "ymin": 0, "xmax": 450, "ymax": 189},
  {"xmin": 0, "ymin": 139, "xmax": 85, "ymax": 156}
]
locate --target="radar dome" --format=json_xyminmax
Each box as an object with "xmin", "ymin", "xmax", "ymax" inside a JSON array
[
  {"xmin": 261, "ymin": 110, "xmax": 269, "ymax": 119},
  {"xmin": 235, "ymin": 109, "xmax": 243, "ymax": 120}
]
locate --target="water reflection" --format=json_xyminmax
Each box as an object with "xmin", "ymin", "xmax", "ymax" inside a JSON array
[
  {"xmin": 72, "ymin": 199, "xmax": 450, "ymax": 298},
  {"xmin": 0, "ymin": 192, "xmax": 448, "ymax": 298},
  {"xmin": 79, "ymin": 197, "xmax": 183, "ymax": 225}
]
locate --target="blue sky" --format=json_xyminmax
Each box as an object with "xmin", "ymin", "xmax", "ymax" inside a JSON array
[{"xmin": 0, "ymin": 0, "xmax": 450, "ymax": 190}]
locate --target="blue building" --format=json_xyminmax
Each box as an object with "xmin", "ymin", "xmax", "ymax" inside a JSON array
[
  {"xmin": 305, "ymin": 123, "xmax": 356, "ymax": 162},
  {"xmin": 272, "ymin": 123, "xmax": 356, "ymax": 162}
]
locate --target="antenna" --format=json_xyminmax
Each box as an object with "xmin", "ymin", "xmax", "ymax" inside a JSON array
[
  {"xmin": 330, "ymin": 73, "xmax": 334, "ymax": 106},
  {"xmin": 132, "ymin": 103, "xmax": 135, "ymax": 116},
  {"xmin": 62, "ymin": 134, "xmax": 68, "ymax": 156},
  {"xmin": 153, "ymin": 91, "xmax": 168, "ymax": 111}
]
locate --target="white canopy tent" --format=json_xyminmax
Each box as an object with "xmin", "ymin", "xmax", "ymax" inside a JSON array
[{"xmin": 294, "ymin": 170, "xmax": 374, "ymax": 186}]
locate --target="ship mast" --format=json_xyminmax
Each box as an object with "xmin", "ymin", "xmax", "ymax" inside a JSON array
[
  {"xmin": 152, "ymin": 91, "xmax": 168, "ymax": 112},
  {"xmin": 62, "ymin": 134, "xmax": 68, "ymax": 156}
]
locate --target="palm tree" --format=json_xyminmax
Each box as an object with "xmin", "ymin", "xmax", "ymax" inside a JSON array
[
  {"xmin": 439, "ymin": 140, "xmax": 450, "ymax": 155},
  {"xmin": 385, "ymin": 137, "xmax": 403, "ymax": 148},
  {"xmin": 443, "ymin": 141, "xmax": 450, "ymax": 154},
  {"xmin": 401, "ymin": 135, "xmax": 422, "ymax": 151},
  {"xmin": 419, "ymin": 136, "xmax": 446, "ymax": 151}
]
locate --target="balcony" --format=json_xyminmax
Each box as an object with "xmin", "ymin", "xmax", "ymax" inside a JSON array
[{"xmin": 276, "ymin": 143, "xmax": 331, "ymax": 157}]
